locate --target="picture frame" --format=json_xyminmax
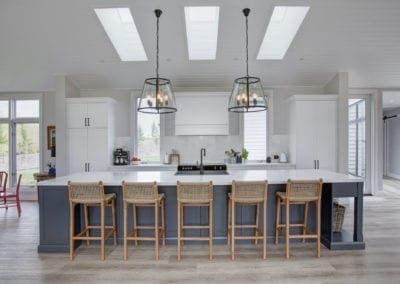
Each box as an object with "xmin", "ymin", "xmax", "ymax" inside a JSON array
[{"xmin": 47, "ymin": 126, "xmax": 55, "ymax": 150}]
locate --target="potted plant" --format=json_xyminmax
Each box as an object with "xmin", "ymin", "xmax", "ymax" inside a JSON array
[{"xmin": 241, "ymin": 148, "xmax": 249, "ymax": 163}]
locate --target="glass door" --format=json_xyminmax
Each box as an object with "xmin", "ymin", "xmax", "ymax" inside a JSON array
[
  {"xmin": 15, "ymin": 123, "xmax": 40, "ymax": 185},
  {"xmin": 348, "ymin": 97, "xmax": 371, "ymax": 194}
]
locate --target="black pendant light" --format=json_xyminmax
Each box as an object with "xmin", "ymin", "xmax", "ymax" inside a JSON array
[
  {"xmin": 138, "ymin": 9, "xmax": 177, "ymax": 114},
  {"xmin": 228, "ymin": 8, "xmax": 267, "ymax": 113}
]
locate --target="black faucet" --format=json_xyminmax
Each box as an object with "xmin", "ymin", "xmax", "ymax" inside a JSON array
[{"xmin": 200, "ymin": 148, "xmax": 206, "ymax": 174}]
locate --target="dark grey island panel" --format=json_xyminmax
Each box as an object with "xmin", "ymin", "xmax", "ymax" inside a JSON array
[{"xmin": 38, "ymin": 182, "xmax": 365, "ymax": 253}]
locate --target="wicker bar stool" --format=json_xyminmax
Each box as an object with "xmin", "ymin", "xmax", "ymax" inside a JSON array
[
  {"xmin": 228, "ymin": 180, "xmax": 268, "ymax": 260},
  {"xmin": 177, "ymin": 181, "xmax": 213, "ymax": 261},
  {"xmin": 68, "ymin": 181, "xmax": 117, "ymax": 261},
  {"xmin": 275, "ymin": 179, "xmax": 323, "ymax": 258},
  {"xmin": 122, "ymin": 181, "xmax": 165, "ymax": 261}
]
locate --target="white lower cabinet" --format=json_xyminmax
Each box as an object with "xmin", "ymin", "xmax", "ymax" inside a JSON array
[
  {"xmin": 67, "ymin": 97, "xmax": 115, "ymax": 174},
  {"xmin": 289, "ymin": 95, "xmax": 338, "ymax": 171}
]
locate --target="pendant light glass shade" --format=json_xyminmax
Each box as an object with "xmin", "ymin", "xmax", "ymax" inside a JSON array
[
  {"xmin": 138, "ymin": 9, "xmax": 177, "ymax": 114},
  {"xmin": 228, "ymin": 8, "xmax": 268, "ymax": 113},
  {"xmin": 138, "ymin": 78, "xmax": 177, "ymax": 114}
]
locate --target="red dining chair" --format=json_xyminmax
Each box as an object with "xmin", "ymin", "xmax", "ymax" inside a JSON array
[
  {"xmin": 0, "ymin": 174, "xmax": 22, "ymax": 217},
  {"xmin": 0, "ymin": 171, "xmax": 8, "ymax": 204}
]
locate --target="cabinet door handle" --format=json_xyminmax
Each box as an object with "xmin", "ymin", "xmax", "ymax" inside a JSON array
[
  {"xmin": 84, "ymin": 163, "xmax": 87, "ymax": 172},
  {"xmin": 317, "ymin": 160, "xmax": 320, "ymax": 169},
  {"xmin": 87, "ymin": 117, "xmax": 90, "ymax": 127},
  {"xmin": 88, "ymin": 163, "xmax": 90, "ymax": 172},
  {"xmin": 314, "ymin": 160, "xmax": 316, "ymax": 169},
  {"xmin": 84, "ymin": 118, "xmax": 87, "ymax": 127}
]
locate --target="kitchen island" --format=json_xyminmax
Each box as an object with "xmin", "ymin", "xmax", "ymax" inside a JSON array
[{"xmin": 37, "ymin": 169, "xmax": 365, "ymax": 253}]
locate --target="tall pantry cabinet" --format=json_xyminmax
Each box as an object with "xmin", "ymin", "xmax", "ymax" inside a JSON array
[
  {"xmin": 66, "ymin": 97, "xmax": 115, "ymax": 174},
  {"xmin": 289, "ymin": 95, "xmax": 338, "ymax": 171}
]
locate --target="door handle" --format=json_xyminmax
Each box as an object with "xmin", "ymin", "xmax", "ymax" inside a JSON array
[
  {"xmin": 87, "ymin": 117, "xmax": 90, "ymax": 127},
  {"xmin": 317, "ymin": 160, "xmax": 320, "ymax": 169},
  {"xmin": 84, "ymin": 163, "xmax": 87, "ymax": 172},
  {"xmin": 84, "ymin": 118, "xmax": 87, "ymax": 127},
  {"xmin": 88, "ymin": 163, "xmax": 90, "ymax": 172},
  {"xmin": 314, "ymin": 160, "xmax": 316, "ymax": 169}
]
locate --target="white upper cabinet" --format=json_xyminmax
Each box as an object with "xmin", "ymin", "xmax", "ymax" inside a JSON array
[
  {"xmin": 175, "ymin": 93, "xmax": 229, "ymax": 135},
  {"xmin": 289, "ymin": 95, "xmax": 338, "ymax": 171},
  {"xmin": 67, "ymin": 97, "xmax": 114, "ymax": 129}
]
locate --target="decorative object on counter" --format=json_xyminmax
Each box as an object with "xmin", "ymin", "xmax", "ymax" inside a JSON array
[
  {"xmin": 228, "ymin": 8, "xmax": 267, "ymax": 113},
  {"xmin": 137, "ymin": 9, "xmax": 177, "ymax": 114},
  {"xmin": 168, "ymin": 153, "xmax": 180, "ymax": 165},
  {"xmin": 272, "ymin": 154, "xmax": 280, "ymax": 163},
  {"xmin": 47, "ymin": 162, "xmax": 56, "ymax": 177},
  {"xmin": 279, "ymin": 153, "xmax": 288, "ymax": 163},
  {"xmin": 130, "ymin": 156, "xmax": 141, "ymax": 165},
  {"xmin": 114, "ymin": 148, "xmax": 130, "ymax": 165},
  {"xmin": 266, "ymin": 156, "xmax": 271, "ymax": 163},
  {"xmin": 34, "ymin": 172, "xmax": 55, "ymax": 182},
  {"xmin": 225, "ymin": 149, "xmax": 242, "ymax": 164}
]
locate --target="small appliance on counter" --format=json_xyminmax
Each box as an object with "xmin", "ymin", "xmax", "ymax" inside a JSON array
[{"xmin": 113, "ymin": 148, "xmax": 130, "ymax": 165}]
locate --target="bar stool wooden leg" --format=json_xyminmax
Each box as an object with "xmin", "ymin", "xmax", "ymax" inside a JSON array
[
  {"xmin": 123, "ymin": 201, "xmax": 128, "ymax": 260},
  {"xmin": 69, "ymin": 202, "xmax": 75, "ymax": 261},
  {"xmin": 84, "ymin": 204, "xmax": 90, "ymax": 246},
  {"xmin": 155, "ymin": 201, "xmax": 159, "ymax": 261},
  {"xmin": 231, "ymin": 199, "xmax": 235, "ymax": 261},
  {"xmin": 255, "ymin": 203, "xmax": 259, "ymax": 245},
  {"xmin": 177, "ymin": 201, "xmax": 181, "ymax": 261},
  {"xmin": 100, "ymin": 202, "xmax": 105, "ymax": 261},
  {"xmin": 180, "ymin": 204, "xmax": 184, "ymax": 247},
  {"xmin": 317, "ymin": 200, "xmax": 321, "ymax": 258},
  {"xmin": 263, "ymin": 199, "xmax": 267, "ymax": 260},
  {"xmin": 209, "ymin": 201, "xmax": 213, "ymax": 261},
  {"xmin": 285, "ymin": 199, "xmax": 290, "ymax": 259},
  {"xmin": 112, "ymin": 199, "xmax": 117, "ymax": 245},
  {"xmin": 133, "ymin": 204, "xmax": 138, "ymax": 246},
  {"xmin": 227, "ymin": 198, "xmax": 231, "ymax": 245},
  {"xmin": 303, "ymin": 202, "xmax": 309, "ymax": 243},
  {"xmin": 275, "ymin": 198, "xmax": 281, "ymax": 245},
  {"xmin": 161, "ymin": 199, "xmax": 166, "ymax": 246}
]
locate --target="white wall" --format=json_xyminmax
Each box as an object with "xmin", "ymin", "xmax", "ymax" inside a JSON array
[{"xmin": 41, "ymin": 92, "xmax": 55, "ymax": 170}]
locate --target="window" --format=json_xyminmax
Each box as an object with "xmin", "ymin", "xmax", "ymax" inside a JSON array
[
  {"xmin": 0, "ymin": 97, "xmax": 41, "ymax": 185},
  {"xmin": 136, "ymin": 98, "xmax": 160, "ymax": 162},
  {"xmin": 243, "ymin": 111, "xmax": 267, "ymax": 160},
  {"xmin": 348, "ymin": 99, "xmax": 366, "ymax": 177}
]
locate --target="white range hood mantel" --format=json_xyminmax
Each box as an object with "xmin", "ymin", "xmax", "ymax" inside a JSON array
[{"xmin": 174, "ymin": 92, "xmax": 230, "ymax": 136}]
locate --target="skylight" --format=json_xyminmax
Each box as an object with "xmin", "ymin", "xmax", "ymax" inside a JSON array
[
  {"xmin": 257, "ymin": 6, "xmax": 310, "ymax": 60},
  {"xmin": 94, "ymin": 8, "xmax": 147, "ymax": 61},
  {"xmin": 184, "ymin": 6, "xmax": 220, "ymax": 60}
]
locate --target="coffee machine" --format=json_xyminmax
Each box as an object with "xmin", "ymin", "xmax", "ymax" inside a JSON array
[{"xmin": 113, "ymin": 148, "xmax": 130, "ymax": 165}]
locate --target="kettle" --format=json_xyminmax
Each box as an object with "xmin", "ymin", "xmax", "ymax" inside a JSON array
[{"xmin": 279, "ymin": 153, "xmax": 288, "ymax": 163}]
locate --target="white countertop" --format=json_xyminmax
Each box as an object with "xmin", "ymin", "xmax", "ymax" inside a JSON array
[{"xmin": 38, "ymin": 169, "xmax": 363, "ymax": 187}]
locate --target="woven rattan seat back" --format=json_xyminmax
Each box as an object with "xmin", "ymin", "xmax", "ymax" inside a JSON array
[
  {"xmin": 286, "ymin": 179, "xmax": 323, "ymax": 200},
  {"xmin": 68, "ymin": 181, "xmax": 104, "ymax": 203},
  {"xmin": 177, "ymin": 181, "xmax": 213, "ymax": 202},
  {"xmin": 231, "ymin": 180, "xmax": 268, "ymax": 201},
  {"xmin": 122, "ymin": 181, "xmax": 158, "ymax": 201}
]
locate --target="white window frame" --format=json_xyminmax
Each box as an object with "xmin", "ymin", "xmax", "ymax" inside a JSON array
[
  {"xmin": 0, "ymin": 94, "xmax": 42, "ymax": 186},
  {"xmin": 132, "ymin": 93, "xmax": 162, "ymax": 163}
]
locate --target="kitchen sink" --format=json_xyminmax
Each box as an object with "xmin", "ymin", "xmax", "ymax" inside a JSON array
[{"xmin": 175, "ymin": 164, "xmax": 229, "ymax": 175}]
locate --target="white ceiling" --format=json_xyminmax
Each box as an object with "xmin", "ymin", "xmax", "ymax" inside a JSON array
[
  {"xmin": 1, "ymin": 0, "xmax": 400, "ymax": 92},
  {"xmin": 383, "ymin": 91, "xmax": 400, "ymax": 110}
]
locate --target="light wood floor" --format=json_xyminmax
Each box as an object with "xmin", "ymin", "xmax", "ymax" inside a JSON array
[{"xmin": 1, "ymin": 180, "xmax": 400, "ymax": 283}]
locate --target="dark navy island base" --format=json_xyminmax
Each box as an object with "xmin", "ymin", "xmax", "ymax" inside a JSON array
[{"xmin": 37, "ymin": 182, "xmax": 365, "ymax": 253}]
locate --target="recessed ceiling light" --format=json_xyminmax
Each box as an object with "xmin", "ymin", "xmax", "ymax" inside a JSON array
[
  {"xmin": 257, "ymin": 6, "xmax": 310, "ymax": 60},
  {"xmin": 94, "ymin": 7, "xmax": 147, "ymax": 61},
  {"xmin": 184, "ymin": 6, "xmax": 220, "ymax": 60}
]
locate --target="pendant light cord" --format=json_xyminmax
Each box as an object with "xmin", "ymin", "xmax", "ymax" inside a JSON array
[
  {"xmin": 245, "ymin": 13, "xmax": 249, "ymax": 77},
  {"xmin": 156, "ymin": 14, "xmax": 160, "ymax": 79}
]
